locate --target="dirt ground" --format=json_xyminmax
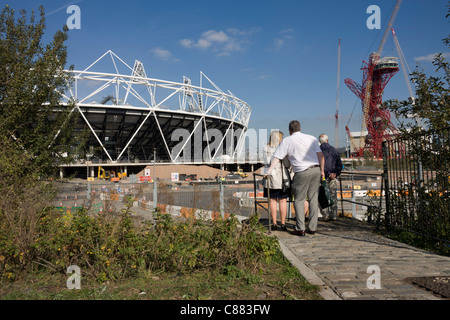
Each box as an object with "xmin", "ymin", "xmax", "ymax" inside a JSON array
[{"xmin": 137, "ymin": 164, "xmax": 258, "ymax": 180}]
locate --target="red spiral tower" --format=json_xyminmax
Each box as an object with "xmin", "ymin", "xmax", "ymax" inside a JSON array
[
  {"xmin": 344, "ymin": 0, "xmax": 403, "ymax": 158},
  {"xmin": 345, "ymin": 53, "xmax": 399, "ymax": 158}
]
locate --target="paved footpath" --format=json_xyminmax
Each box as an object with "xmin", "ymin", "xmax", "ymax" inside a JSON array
[{"xmin": 274, "ymin": 218, "xmax": 450, "ymax": 300}]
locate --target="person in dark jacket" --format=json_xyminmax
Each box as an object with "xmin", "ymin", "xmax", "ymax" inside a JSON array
[{"xmin": 318, "ymin": 134, "xmax": 342, "ymax": 221}]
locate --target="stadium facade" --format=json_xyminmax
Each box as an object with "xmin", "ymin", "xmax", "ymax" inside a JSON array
[{"xmin": 58, "ymin": 51, "xmax": 255, "ymax": 178}]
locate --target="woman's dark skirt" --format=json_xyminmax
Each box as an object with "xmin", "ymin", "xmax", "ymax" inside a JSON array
[{"xmin": 263, "ymin": 188, "xmax": 290, "ymax": 199}]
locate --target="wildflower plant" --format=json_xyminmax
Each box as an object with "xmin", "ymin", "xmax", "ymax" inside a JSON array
[{"xmin": 1, "ymin": 196, "xmax": 279, "ymax": 283}]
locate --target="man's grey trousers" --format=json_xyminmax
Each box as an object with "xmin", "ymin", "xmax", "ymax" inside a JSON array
[{"xmin": 291, "ymin": 167, "xmax": 321, "ymax": 232}]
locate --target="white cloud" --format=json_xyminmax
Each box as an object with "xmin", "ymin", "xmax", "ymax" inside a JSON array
[
  {"xmin": 180, "ymin": 28, "xmax": 259, "ymax": 56},
  {"xmin": 202, "ymin": 30, "xmax": 229, "ymax": 44},
  {"xmin": 197, "ymin": 38, "xmax": 213, "ymax": 50},
  {"xmin": 273, "ymin": 38, "xmax": 285, "ymax": 51},
  {"xmin": 281, "ymin": 28, "xmax": 294, "ymax": 34},
  {"xmin": 414, "ymin": 52, "xmax": 450, "ymax": 62},
  {"xmin": 150, "ymin": 47, "xmax": 179, "ymax": 62},
  {"xmin": 271, "ymin": 29, "xmax": 295, "ymax": 51},
  {"xmin": 242, "ymin": 67, "xmax": 271, "ymax": 81},
  {"xmin": 257, "ymin": 74, "xmax": 271, "ymax": 80},
  {"xmin": 179, "ymin": 39, "xmax": 193, "ymax": 48}
]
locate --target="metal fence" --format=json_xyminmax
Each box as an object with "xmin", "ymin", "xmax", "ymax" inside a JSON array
[
  {"xmin": 252, "ymin": 172, "xmax": 386, "ymax": 228},
  {"xmin": 382, "ymin": 127, "xmax": 450, "ymax": 244},
  {"xmin": 141, "ymin": 180, "xmax": 255, "ymax": 218},
  {"xmin": 52, "ymin": 178, "xmax": 258, "ymax": 219},
  {"xmin": 53, "ymin": 181, "xmax": 141, "ymax": 214},
  {"xmin": 338, "ymin": 170, "xmax": 385, "ymax": 226}
]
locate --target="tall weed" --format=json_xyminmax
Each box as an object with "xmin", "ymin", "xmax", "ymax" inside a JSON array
[{"xmin": 1, "ymin": 197, "xmax": 279, "ymax": 283}]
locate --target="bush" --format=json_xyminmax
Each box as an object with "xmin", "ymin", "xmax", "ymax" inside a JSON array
[
  {"xmin": 1, "ymin": 198, "xmax": 280, "ymax": 283},
  {"xmin": 0, "ymin": 136, "xmax": 56, "ymax": 281},
  {"xmin": 147, "ymin": 212, "xmax": 279, "ymax": 274}
]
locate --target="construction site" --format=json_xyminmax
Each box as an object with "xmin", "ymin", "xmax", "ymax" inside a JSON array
[
  {"xmin": 53, "ymin": 0, "xmax": 444, "ymax": 232},
  {"xmin": 3, "ymin": 0, "xmax": 450, "ymax": 303}
]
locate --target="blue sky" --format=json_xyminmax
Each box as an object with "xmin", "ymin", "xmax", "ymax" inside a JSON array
[{"xmin": 6, "ymin": 0, "xmax": 450, "ymax": 148}]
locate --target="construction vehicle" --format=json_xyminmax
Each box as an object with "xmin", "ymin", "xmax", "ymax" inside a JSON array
[
  {"xmin": 179, "ymin": 174, "xmax": 197, "ymax": 182},
  {"xmin": 185, "ymin": 174, "xmax": 197, "ymax": 182},
  {"xmin": 98, "ymin": 166, "xmax": 127, "ymax": 181},
  {"xmin": 98, "ymin": 166, "xmax": 110, "ymax": 180},
  {"xmin": 117, "ymin": 172, "xmax": 127, "ymax": 179},
  {"xmin": 233, "ymin": 169, "xmax": 248, "ymax": 179},
  {"xmin": 226, "ymin": 173, "xmax": 242, "ymax": 180}
]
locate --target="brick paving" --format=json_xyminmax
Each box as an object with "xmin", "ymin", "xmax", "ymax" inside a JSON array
[{"xmin": 274, "ymin": 218, "xmax": 450, "ymax": 300}]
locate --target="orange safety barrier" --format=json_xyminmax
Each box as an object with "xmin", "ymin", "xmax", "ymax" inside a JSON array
[{"xmin": 338, "ymin": 191, "xmax": 352, "ymax": 199}]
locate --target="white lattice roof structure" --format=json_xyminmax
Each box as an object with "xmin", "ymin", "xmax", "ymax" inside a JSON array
[{"xmin": 59, "ymin": 51, "xmax": 252, "ymax": 164}]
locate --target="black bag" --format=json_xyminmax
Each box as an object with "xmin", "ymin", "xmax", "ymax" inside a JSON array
[
  {"xmin": 281, "ymin": 161, "xmax": 291, "ymax": 193},
  {"xmin": 318, "ymin": 178, "xmax": 334, "ymax": 209}
]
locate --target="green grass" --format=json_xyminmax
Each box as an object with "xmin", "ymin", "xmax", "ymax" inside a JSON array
[{"xmin": 0, "ymin": 250, "xmax": 322, "ymax": 300}]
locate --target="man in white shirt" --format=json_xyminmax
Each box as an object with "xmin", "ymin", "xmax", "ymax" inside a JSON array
[{"xmin": 265, "ymin": 120, "xmax": 325, "ymax": 236}]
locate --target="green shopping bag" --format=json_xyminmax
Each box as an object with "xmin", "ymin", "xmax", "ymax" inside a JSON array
[{"xmin": 318, "ymin": 178, "xmax": 334, "ymax": 209}]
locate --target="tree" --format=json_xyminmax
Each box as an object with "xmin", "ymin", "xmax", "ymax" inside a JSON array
[
  {"xmin": 382, "ymin": 3, "xmax": 450, "ymax": 249},
  {"xmin": 386, "ymin": 5, "xmax": 450, "ymax": 134},
  {"xmin": 0, "ymin": 5, "xmax": 78, "ymax": 177},
  {"xmin": 0, "ymin": 5, "xmax": 80, "ymax": 278}
]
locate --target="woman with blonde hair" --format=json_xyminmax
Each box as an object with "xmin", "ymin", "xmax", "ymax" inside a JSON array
[{"xmin": 263, "ymin": 130, "xmax": 291, "ymax": 231}]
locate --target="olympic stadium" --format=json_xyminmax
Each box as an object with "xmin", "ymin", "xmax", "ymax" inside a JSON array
[{"xmin": 58, "ymin": 51, "xmax": 259, "ymax": 178}]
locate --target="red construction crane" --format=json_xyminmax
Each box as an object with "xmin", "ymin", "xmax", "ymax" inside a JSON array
[{"xmin": 344, "ymin": 0, "xmax": 402, "ymax": 158}]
